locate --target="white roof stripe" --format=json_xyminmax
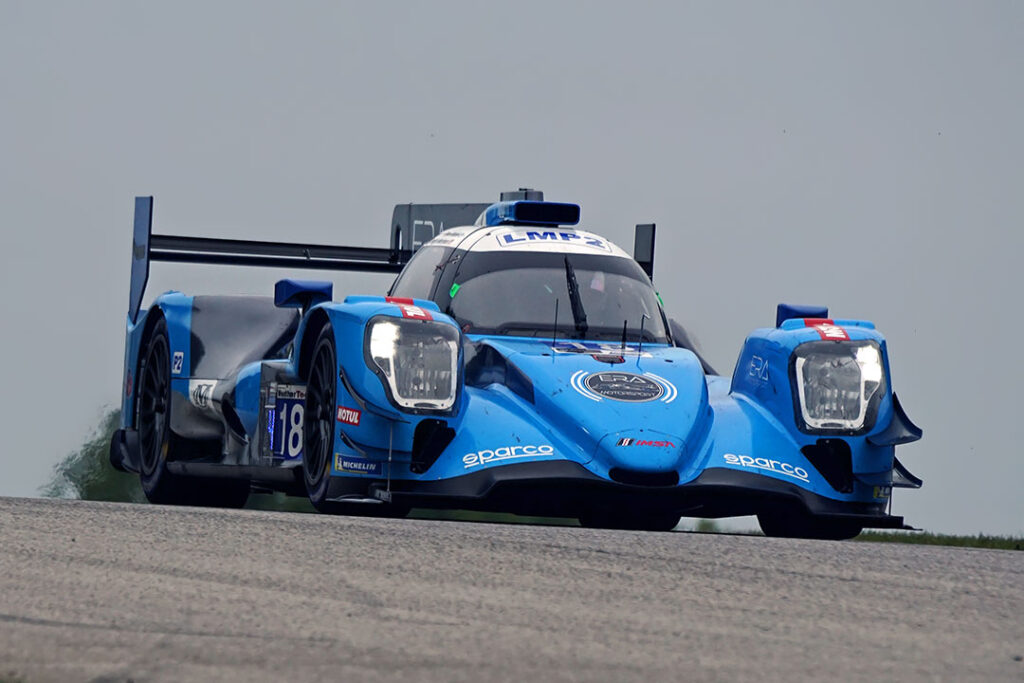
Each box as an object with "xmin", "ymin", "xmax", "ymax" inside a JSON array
[{"xmin": 424, "ymin": 225, "xmax": 632, "ymax": 258}]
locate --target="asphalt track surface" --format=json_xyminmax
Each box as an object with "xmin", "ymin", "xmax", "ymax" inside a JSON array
[{"xmin": 0, "ymin": 498, "xmax": 1021, "ymax": 683}]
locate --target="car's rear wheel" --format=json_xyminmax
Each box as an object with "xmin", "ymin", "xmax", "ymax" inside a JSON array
[
  {"xmin": 579, "ymin": 509, "xmax": 680, "ymax": 532},
  {"xmin": 137, "ymin": 318, "xmax": 190, "ymax": 504},
  {"xmin": 137, "ymin": 317, "xmax": 249, "ymax": 508},
  {"xmin": 757, "ymin": 510, "xmax": 862, "ymax": 541}
]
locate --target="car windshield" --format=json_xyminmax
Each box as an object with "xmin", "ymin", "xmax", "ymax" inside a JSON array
[{"xmin": 446, "ymin": 251, "xmax": 669, "ymax": 342}]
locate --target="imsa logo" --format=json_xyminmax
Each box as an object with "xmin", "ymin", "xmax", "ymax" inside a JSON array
[{"xmin": 617, "ymin": 438, "xmax": 676, "ymax": 448}]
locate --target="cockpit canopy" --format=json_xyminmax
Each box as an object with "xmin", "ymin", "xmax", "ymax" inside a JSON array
[{"xmin": 391, "ymin": 245, "xmax": 669, "ymax": 343}]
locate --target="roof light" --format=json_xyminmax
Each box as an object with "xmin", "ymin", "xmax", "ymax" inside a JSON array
[{"xmin": 479, "ymin": 201, "xmax": 581, "ymax": 228}]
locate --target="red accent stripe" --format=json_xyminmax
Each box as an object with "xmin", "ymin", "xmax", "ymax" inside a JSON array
[
  {"xmin": 400, "ymin": 305, "xmax": 432, "ymax": 320},
  {"xmin": 804, "ymin": 319, "xmax": 849, "ymax": 341},
  {"xmin": 385, "ymin": 297, "xmax": 416, "ymax": 305}
]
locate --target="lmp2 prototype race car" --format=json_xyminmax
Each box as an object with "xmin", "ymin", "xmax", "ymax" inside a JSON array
[{"xmin": 110, "ymin": 189, "xmax": 922, "ymax": 539}]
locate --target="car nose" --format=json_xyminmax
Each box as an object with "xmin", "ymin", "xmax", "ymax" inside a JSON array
[{"xmin": 594, "ymin": 429, "xmax": 685, "ymax": 472}]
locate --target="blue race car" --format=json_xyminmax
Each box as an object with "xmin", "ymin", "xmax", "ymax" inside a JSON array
[{"xmin": 110, "ymin": 189, "xmax": 922, "ymax": 539}]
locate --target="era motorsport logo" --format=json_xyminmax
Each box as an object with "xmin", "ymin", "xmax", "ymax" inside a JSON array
[
  {"xmin": 571, "ymin": 371, "xmax": 677, "ymax": 403},
  {"xmin": 723, "ymin": 453, "xmax": 810, "ymax": 483},
  {"xmin": 463, "ymin": 444, "xmax": 554, "ymax": 469}
]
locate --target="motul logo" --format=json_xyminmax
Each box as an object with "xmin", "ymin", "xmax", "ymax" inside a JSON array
[
  {"xmin": 616, "ymin": 438, "xmax": 676, "ymax": 448},
  {"xmin": 336, "ymin": 406, "xmax": 361, "ymax": 426}
]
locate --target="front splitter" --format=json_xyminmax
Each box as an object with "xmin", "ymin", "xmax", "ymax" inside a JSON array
[{"xmin": 327, "ymin": 461, "xmax": 906, "ymax": 528}]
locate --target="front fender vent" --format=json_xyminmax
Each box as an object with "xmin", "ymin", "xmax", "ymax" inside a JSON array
[
  {"xmin": 411, "ymin": 419, "xmax": 455, "ymax": 474},
  {"xmin": 465, "ymin": 343, "xmax": 535, "ymax": 404},
  {"xmin": 801, "ymin": 438, "xmax": 854, "ymax": 493}
]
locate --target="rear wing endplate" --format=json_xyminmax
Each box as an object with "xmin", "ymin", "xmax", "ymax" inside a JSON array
[
  {"xmin": 633, "ymin": 223, "xmax": 656, "ymax": 280},
  {"xmin": 128, "ymin": 196, "xmax": 411, "ymax": 324},
  {"xmin": 390, "ymin": 202, "xmax": 490, "ymax": 253}
]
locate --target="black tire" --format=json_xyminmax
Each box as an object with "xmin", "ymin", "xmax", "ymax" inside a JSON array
[
  {"xmin": 302, "ymin": 324, "xmax": 409, "ymax": 518},
  {"xmin": 137, "ymin": 317, "xmax": 249, "ymax": 508},
  {"xmin": 579, "ymin": 509, "xmax": 680, "ymax": 532},
  {"xmin": 137, "ymin": 317, "xmax": 187, "ymax": 504},
  {"xmin": 303, "ymin": 325, "xmax": 337, "ymax": 511},
  {"xmin": 758, "ymin": 510, "xmax": 862, "ymax": 541}
]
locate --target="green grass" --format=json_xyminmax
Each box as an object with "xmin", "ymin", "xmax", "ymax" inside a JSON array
[{"xmin": 856, "ymin": 530, "xmax": 1023, "ymax": 551}]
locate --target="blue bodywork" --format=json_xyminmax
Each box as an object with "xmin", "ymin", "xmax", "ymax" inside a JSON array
[{"xmin": 113, "ymin": 195, "xmax": 922, "ymax": 531}]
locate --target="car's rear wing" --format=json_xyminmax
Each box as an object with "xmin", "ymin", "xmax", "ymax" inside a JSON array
[
  {"xmin": 128, "ymin": 196, "xmax": 413, "ymax": 323},
  {"xmin": 129, "ymin": 192, "xmax": 658, "ymax": 324}
]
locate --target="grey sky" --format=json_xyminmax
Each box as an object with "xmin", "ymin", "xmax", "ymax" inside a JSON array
[{"xmin": 2, "ymin": 1, "xmax": 1021, "ymax": 534}]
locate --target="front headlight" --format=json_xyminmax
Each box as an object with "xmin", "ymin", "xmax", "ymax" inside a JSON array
[
  {"xmin": 792, "ymin": 341, "xmax": 886, "ymax": 433},
  {"xmin": 365, "ymin": 316, "xmax": 460, "ymax": 411}
]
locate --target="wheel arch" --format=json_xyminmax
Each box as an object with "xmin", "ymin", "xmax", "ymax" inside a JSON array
[
  {"xmin": 129, "ymin": 305, "xmax": 168, "ymax": 429},
  {"xmin": 298, "ymin": 307, "xmax": 332, "ymax": 381}
]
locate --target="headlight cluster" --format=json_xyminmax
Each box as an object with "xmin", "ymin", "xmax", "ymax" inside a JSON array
[
  {"xmin": 792, "ymin": 341, "xmax": 885, "ymax": 433},
  {"xmin": 366, "ymin": 317, "xmax": 460, "ymax": 411}
]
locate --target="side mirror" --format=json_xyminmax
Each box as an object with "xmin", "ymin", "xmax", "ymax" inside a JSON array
[{"xmin": 274, "ymin": 279, "xmax": 333, "ymax": 311}]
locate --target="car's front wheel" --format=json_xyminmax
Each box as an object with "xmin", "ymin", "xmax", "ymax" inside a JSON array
[
  {"xmin": 302, "ymin": 325, "xmax": 337, "ymax": 512},
  {"xmin": 301, "ymin": 324, "xmax": 410, "ymax": 519}
]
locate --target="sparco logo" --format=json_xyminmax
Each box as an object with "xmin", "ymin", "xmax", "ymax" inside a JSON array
[
  {"xmin": 463, "ymin": 444, "xmax": 554, "ymax": 468},
  {"xmin": 723, "ymin": 453, "xmax": 809, "ymax": 482}
]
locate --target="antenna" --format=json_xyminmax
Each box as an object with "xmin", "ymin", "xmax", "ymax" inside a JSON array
[
  {"xmin": 551, "ymin": 298, "xmax": 559, "ymax": 348},
  {"xmin": 637, "ymin": 313, "xmax": 650, "ymax": 360},
  {"xmin": 621, "ymin": 319, "xmax": 628, "ymax": 351}
]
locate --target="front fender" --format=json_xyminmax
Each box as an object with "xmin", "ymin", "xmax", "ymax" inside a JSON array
[
  {"xmin": 298, "ymin": 296, "xmax": 466, "ymax": 454},
  {"xmin": 120, "ymin": 292, "xmax": 193, "ymax": 431},
  {"xmin": 727, "ymin": 317, "xmax": 918, "ymax": 497}
]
